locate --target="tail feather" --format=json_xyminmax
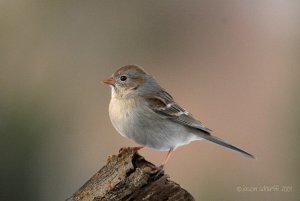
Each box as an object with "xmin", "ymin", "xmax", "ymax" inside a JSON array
[{"xmin": 202, "ymin": 134, "xmax": 256, "ymax": 159}]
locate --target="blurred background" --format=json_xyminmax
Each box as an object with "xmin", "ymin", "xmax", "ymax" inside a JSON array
[{"xmin": 0, "ymin": 1, "xmax": 299, "ymax": 200}]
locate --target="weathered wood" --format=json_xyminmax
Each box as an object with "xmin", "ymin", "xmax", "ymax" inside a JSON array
[{"xmin": 66, "ymin": 148, "xmax": 195, "ymax": 201}]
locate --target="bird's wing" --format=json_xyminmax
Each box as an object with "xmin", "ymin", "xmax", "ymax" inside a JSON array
[
  {"xmin": 146, "ymin": 90, "xmax": 256, "ymax": 159},
  {"xmin": 146, "ymin": 90, "xmax": 212, "ymax": 133}
]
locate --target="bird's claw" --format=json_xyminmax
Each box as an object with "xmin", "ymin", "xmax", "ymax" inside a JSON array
[
  {"xmin": 150, "ymin": 165, "xmax": 165, "ymax": 179},
  {"xmin": 119, "ymin": 146, "xmax": 144, "ymax": 153}
]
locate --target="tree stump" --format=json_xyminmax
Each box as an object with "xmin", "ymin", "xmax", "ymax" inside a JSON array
[{"xmin": 66, "ymin": 148, "xmax": 195, "ymax": 201}]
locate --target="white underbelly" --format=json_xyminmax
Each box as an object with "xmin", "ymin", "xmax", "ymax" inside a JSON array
[{"xmin": 109, "ymin": 97, "xmax": 201, "ymax": 150}]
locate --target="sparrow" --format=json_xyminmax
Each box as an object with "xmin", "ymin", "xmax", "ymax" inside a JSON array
[{"xmin": 103, "ymin": 64, "xmax": 255, "ymax": 168}]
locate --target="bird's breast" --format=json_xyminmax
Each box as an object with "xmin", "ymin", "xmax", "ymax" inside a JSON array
[{"xmin": 109, "ymin": 97, "xmax": 140, "ymax": 137}]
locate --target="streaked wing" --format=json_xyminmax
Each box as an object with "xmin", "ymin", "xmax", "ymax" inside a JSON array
[{"xmin": 146, "ymin": 90, "xmax": 212, "ymax": 133}]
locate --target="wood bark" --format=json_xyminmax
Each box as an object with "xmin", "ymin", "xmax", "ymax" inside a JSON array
[{"xmin": 66, "ymin": 148, "xmax": 195, "ymax": 201}]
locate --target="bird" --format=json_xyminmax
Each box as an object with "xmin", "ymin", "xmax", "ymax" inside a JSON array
[{"xmin": 103, "ymin": 64, "xmax": 255, "ymax": 169}]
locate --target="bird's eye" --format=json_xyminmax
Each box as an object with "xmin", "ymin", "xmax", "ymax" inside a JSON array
[{"xmin": 120, "ymin": 75, "xmax": 127, "ymax": 81}]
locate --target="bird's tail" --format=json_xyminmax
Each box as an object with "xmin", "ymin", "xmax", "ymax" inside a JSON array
[{"xmin": 201, "ymin": 134, "xmax": 256, "ymax": 159}]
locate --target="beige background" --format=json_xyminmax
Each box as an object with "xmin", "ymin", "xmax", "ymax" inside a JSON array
[{"xmin": 0, "ymin": 1, "xmax": 299, "ymax": 200}]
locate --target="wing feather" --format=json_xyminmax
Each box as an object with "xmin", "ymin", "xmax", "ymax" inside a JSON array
[{"xmin": 146, "ymin": 90, "xmax": 212, "ymax": 133}]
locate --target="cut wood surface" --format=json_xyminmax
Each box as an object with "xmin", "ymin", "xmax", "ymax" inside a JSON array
[{"xmin": 66, "ymin": 148, "xmax": 195, "ymax": 201}]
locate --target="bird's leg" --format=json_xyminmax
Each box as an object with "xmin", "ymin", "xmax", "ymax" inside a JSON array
[
  {"xmin": 159, "ymin": 148, "xmax": 173, "ymax": 169},
  {"xmin": 152, "ymin": 148, "xmax": 173, "ymax": 176},
  {"xmin": 119, "ymin": 145, "xmax": 144, "ymax": 153}
]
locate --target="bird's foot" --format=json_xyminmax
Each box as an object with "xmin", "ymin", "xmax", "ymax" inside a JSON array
[
  {"xmin": 150, "ymin": 164, "xmax": 165, "ymax": 179},
  {"xmin": 119, "ymin": 146, "xmax": 144, "ymax": 153}
]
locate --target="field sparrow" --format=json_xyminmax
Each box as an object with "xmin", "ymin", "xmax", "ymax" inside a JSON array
[{"xmin": 103, "ymin": 65, "xmax": 255, "ymax": 168}]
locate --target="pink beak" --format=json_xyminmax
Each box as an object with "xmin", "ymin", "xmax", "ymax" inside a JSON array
[{"xmin": 102, "ymin": 77, "xmax": 115, "ymax": 86}]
